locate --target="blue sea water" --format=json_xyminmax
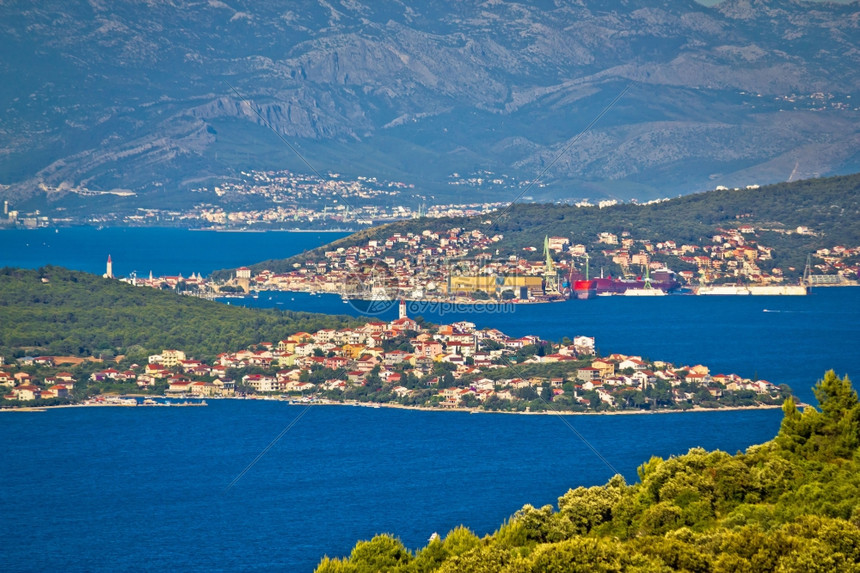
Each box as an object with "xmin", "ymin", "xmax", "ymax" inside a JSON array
[
  {"xmin": 0, "ymin": 227, "xmax": 348, "ymax": 277},
  {"xmin": 0, "ymin": 227, "xmax": 858, "ymax": 571},
  {"xmin": 1, "ymin": 403, "xmax": 783, "ymax": 572}
]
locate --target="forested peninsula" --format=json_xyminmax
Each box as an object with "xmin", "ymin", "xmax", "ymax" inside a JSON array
[
  {"xmin": 0, "ymin": 266, "xmax": 367, "ymax": 360},
  {"xmin": 316, "ymin": 371, "xmax": 860, "ymax": 573}
]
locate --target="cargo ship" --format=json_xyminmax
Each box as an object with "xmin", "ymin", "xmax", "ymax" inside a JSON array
[
  {"xmin": 695, "ymin": 284, "xmax": 808, "ymax": 295},
  {"xmin": 571, "ymin": 253, "xmax": 596, "ymax": 299},
  {"xmin": 571, "ymin": 267, "xmax": 681, "ymax": 298}
]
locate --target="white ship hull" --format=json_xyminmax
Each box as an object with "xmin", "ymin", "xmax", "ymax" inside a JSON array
[
  {"xmin": 696, "ymin": 285, "xmax": 807, "ymax": 295},
  {"xmin": 623, "ymin": 288, "xmax": 666, "ymax": 296}
]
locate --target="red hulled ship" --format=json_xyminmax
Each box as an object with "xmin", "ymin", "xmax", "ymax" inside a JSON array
[{"xmin": 571, "ymin": 267, "xmax": 680, "ymax": 298}]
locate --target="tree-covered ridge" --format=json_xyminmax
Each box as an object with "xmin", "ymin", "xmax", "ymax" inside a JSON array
[
  {"xmin": 233, "ymin": 172, "xmax": 860, "ymax": 281},
  {"xmin": 0, "ymin": 266, "xmax": 367, "ymax": 360},
  {"xmin": 316, "ymin": 371, "xmax": 860, "ymax": 572}
]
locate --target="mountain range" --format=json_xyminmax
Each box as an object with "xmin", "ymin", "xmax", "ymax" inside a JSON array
[{"xmin": 1, "ymin": 0, "xmax": 859, "ymax": 213}]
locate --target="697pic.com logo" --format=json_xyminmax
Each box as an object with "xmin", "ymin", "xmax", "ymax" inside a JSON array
[{"xmin": 343, "ymin": 258, "xmax": 401, "ymax": 315}]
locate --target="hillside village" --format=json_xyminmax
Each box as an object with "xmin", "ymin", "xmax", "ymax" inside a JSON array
[
  {"xmin": 1, "ymin": 302, "xmax": 787, "ymax": 412},
  {"xmin": 221, "ymin": 222, "xmax": 859, "ymax": 300},
  {"xmin": 109, "ymin": 220, "xmax": 858, "ymax": 301}
]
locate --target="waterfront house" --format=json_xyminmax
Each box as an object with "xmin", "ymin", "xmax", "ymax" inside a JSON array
[
  {"xmin": 276, "ymin": 369, "xmax": 303, "ymax": 383},
  {"xmin": 40, "ymin": 387, "xmax": 59, "ymax": 399},
  {"xmin": 190, "ymin": 381, "xmax": 216, "ymax": 397},
  {"xmin": 167, "ymin": 379, "xmax": 193, "ymax": 394},
  {"xmin": 12, "ymin": 384, "xmax": 41, "ymax": 400},
  {"xmin": 322, "ymin": 379, "xmax": 348, "ymax": 391},
  {"xmin": 213, "ymin": 379, "xmax": 235, "ymax": 395},
  {"xmin": 439, "ymin": 387, "xmax": 462, "ymax": 407},
  {"xmin": 242, "ymin": 374, "xmax": 277, "ymax": 393},
  {"xmin": 286, "ymin": 381, "xmax": 315, "ymax": 393},
  {"xmin": 596, "ymin": 388, "xmax": 615, "ymax": 406},
  {"xmin": 392, "ymin": 386, "xmax": 411, "ymax": 398}
]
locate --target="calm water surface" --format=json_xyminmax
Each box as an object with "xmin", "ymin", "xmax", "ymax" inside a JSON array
[
  {"xmin": 1, "ymin": 403, "xmax": 783, "ymax": 572},
  {"xmin": 0, "ymin": 227, "xmax": 348, "ymax": 277}
]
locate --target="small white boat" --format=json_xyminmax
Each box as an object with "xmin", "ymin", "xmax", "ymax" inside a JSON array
[{"xmin": 623, "ymin": 287, "xmax": 666, "ymax": 296}]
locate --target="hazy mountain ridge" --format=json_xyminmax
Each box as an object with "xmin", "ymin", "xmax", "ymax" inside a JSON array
[{"xmin": 1, "ymin": 0, "xmax": 858, "ymax": 209}]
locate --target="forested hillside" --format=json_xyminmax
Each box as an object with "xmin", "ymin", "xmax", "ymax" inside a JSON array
[
  {"xmin": 316, "ymin": 371, "xmax": 860, "ymax": 572},
  {"xmin": 0, "ymin": 266, "xmax": 366, "ymax": 360},
  {"xmin": 227, "ymin": 172, "xmax": 860, "ymax": 280}
]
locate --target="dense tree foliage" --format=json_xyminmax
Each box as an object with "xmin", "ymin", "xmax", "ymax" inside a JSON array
[
  {"xmin": 317, "ymin": 371, "xmax": 860, "ymax": 572},
  {"xmin": 0, "ymin": 266, "xmax": 367, "ymax": 359},
  {"xmin": 228, "ymin": 173, "xmax": 860, "ymax": 281}
]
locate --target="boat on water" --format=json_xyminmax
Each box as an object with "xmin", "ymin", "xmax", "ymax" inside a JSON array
[
  {"xmin": 571, "ymin": 253, "xmax": 597, "ymax": 299},
  {"xmin": 695, "ymin": 284, "xmax": 808, "ymax": 296},
  {"xmin": 573, "ymin": 279, "xmax": 596, "ymax": 299},
  {"xmin": 86, "ymin": 396, "xmax": 138, "ymax": 406},
  {"xmin": 571, "ymin": 266, "xmax": 679, "ymax": 299},
  {"xmin": 623, "ymin": 285, "xmax": 666, "ymax": 296},
  {"xmin": 622, "ymin": 265, "xmax": 668, "ymax": 296}
]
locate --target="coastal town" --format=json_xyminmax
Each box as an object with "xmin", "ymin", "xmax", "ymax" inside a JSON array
[
  {"xmin": 110, "ymin": 220, "xmax": 859, "ymax": 302},
  {"xmin": 1, "ymin": 300, "xmax": 788, "ymax": 412},
  {"xmin": 0, "ymin": 169, "xmax": 512, "ymax": 229}
]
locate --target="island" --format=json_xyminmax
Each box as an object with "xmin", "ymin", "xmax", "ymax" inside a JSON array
[{"xmin": 1, "ymin": 283, "xmax": 788, "ymax": 413}]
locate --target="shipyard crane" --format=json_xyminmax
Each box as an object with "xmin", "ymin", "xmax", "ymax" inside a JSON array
[{"xmin": 543, "ymin": 235, "xmax": 559, "ymax": 293}]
